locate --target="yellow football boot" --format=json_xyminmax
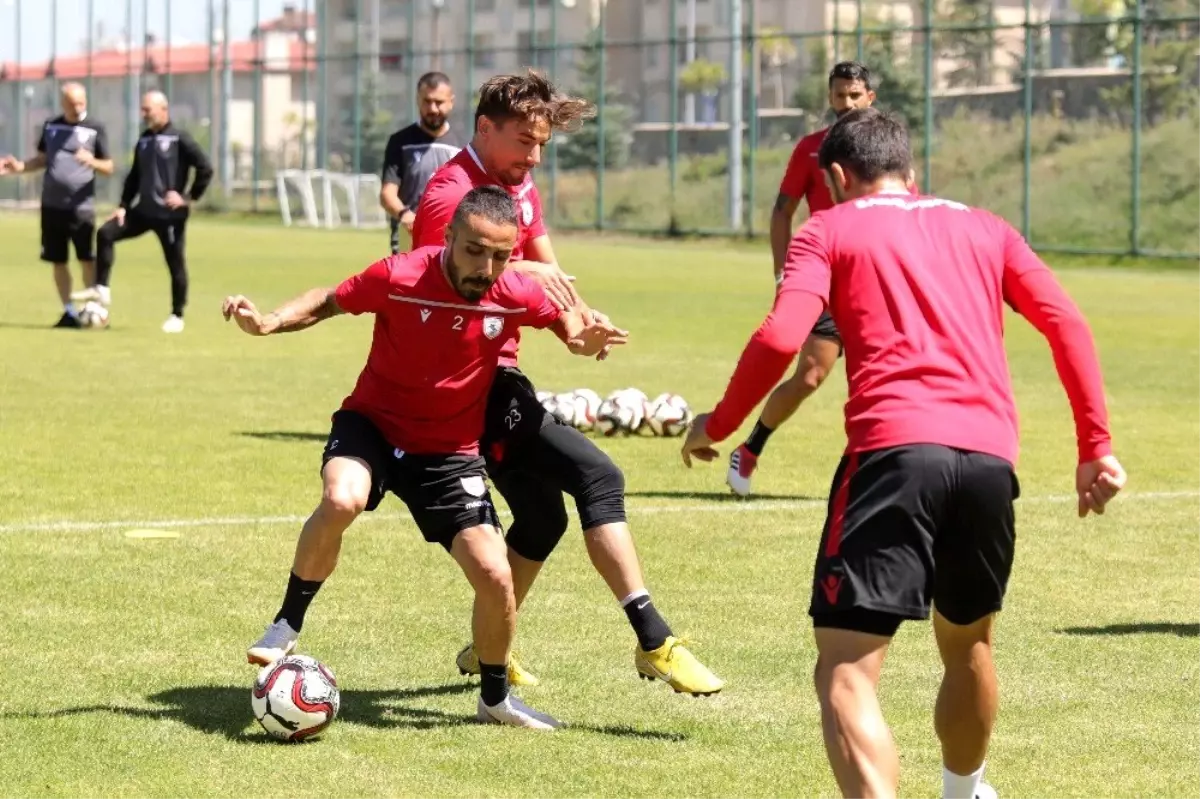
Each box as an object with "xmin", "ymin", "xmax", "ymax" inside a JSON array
[
  {"xmin": 455, "ymin": 642, "xmax": 540, "ymax": 687},
  {"xmin": 635, "ymin": 636, "xmax": 724, "ymax": 696}
]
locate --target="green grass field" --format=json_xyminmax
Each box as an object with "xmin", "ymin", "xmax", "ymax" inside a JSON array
[{"xmin": 0, "ymin": 213, "xmax": 1197, "ymax": 798}]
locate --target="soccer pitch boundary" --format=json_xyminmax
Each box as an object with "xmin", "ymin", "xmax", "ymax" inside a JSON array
[{"xmin": 1, "ymin": 490, "xmax": 1196, "ymax": 536}]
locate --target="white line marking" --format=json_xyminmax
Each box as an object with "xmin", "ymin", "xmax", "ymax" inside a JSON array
[{"xmin": 0, "ymin": 491, "xmax": 1195, "ymax": 536}]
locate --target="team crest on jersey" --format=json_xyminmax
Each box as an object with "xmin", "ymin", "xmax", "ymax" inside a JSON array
[
  {"xmin": 519, "ymin": 199, "xmax": 533, "ymax": 226},
  {"xmin": 77, "ymin": 129, "xmax": 93, "ymax": 145},
  {"xmin": 482, "ymin": 316, "xmax": 504, "ymax": 340},
  {"xmin": 158, "ymin": 139, "xmax": 171, "ymax": 153}
]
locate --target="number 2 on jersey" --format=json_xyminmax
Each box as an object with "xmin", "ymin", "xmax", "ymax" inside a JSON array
[{"xmin": 452, "ymin": 315, "xmax": 464, "ymax": 331}]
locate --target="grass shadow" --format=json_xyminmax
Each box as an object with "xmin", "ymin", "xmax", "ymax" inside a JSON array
[
  {"xmin": 2, "ymin": 681, "xmax": 687, "ymax": 741},
  {"xmin": 1057, "ymin": 622, "xmax": 1200, "ymax": 638},
  {"xmin": 239, "ymin": 431, "xmax": 328, "ymax": 443}
]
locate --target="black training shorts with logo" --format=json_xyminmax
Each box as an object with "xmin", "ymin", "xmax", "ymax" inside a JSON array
[
  {"xmin": 321, "ymin": 410, "xmax": 500, "ymax": 550},
  {"xmin": 809, "ymin": 443, "xmax": 1019, "ymax": 637},
  {"xmin": 41, "ymin": 207, "xmax": 95, "ymax": 263}
]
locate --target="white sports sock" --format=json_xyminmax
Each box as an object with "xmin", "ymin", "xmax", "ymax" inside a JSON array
[
  {"xmin": 943, "ymin": 761, "xmax": 985, "ymax": 799},
  {"xmin": 97, "ymin": 285, "xmax": 111, "ymax": 305},
  {"xmin": 618, "ymin": 589, "xmax": 649, "ymax": 608}
]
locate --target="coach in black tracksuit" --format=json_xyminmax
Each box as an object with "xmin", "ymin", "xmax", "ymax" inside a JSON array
[{"xmin": 91, "ymin": 91, "xmax": 213, "ymax": 333}]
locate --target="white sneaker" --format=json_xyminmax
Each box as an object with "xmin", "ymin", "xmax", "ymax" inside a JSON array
[
  {"xmin": 476, "ymin": 695, "xmax": 564, "ymax": 731},
  {"xmin": 974, "ymin": 783, "xmax": 997, "ymax": 799},
  {"xmin": 161, "ymin": 314, "xmax": 185, "ymax": 333},
  {"xmin": 726, "ymin": 444, "xmax": 758, "ymax": 497},
  {"xmin": 71, "ymin": 285, "xmax": 111, "ymax": 307},
  {"xmin": 246, "ymin": 619, "xmax": 299, "ymax": 666}
]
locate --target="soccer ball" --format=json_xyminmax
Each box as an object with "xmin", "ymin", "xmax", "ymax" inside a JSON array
[
  {"xmin": 647, "ymin": 393, "xmax": 694, "ymax": 437},
  {"xmin": 251, "ymin": 654, "xmax": 340, "ymax": 742},
  {"xmin": 595, "ymin": 388, "xmax": 648, "ymax": 436},
  {"xmin": 77, "ymin": 301, "xmax": 109, "ymax": 329},
  {"xmin": 535, "ymin": 390, "xmax": 554, "ymax": 408},
  {"xmin": 570, "ymin": 388, "xmax": 602, "ymax": 431},
  {"xmin": 546, "ymin": 391, "xmax": 579, "ymax": 427}
]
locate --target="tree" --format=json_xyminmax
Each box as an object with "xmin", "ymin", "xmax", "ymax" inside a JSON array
[
  {"xmin": 758, "ymin": 27, "xmax": 798, "ymax": 109},
  {"xmin": 679, "ymin": 58, "xmax": 728, "ymax": 123},
  {"xmin": 333, "ymin": 70, "xmax": 393, "ymax": 175},
  {"xmin": 935, "ymin": 0, "xmax": 995, "ymax": 88},
  {"xmin": 1068, "ymin": 0, "xmax": 1126, "ymax": 67},
  {"xmin": 1097, "ymin": 0, "xmax": 1200, "ymax": 124},
  {"xmin": 556, "ymin": 27, "xmax": 633, "ymax": 171}
]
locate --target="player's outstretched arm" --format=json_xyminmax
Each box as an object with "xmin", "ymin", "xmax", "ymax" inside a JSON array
[
  {"xmin": 222, "ymin": 288, "xmax": 343, "ymax": 336},
  {"xmin": 0, "ymin": 153, "xmax": 47, "ymax": 175},
  {"xmin": 551, "ymin": 306, "xmax": 629, "ymax": 359}
]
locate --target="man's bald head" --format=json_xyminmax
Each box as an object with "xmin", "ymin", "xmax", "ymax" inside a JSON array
[
  {"xmin": 60, "ymin": 82, "xmax": 87, "ymax": 122},
  {"xmin": 140, "ymin": 91, "xmax": 170, "ymax": 131}
]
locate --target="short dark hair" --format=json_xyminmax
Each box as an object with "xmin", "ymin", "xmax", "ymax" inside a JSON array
[
  {"xmin": 417, "ymin": 71, "xmax": 451, "ymax": 91},
  {"xmin": 451, "ymin": 185, "xmax": 519, "ymax": 231},
  {"xmin": 817, "ymin": 107, "xmax": 912, "ymax": 183},
  {"xmin": 474, "ymin": 70, "xmax": 595, "ymax": 132},
  {"xmin": 828, "ymin": 61, "xmax": 872, "ymax": 90}
]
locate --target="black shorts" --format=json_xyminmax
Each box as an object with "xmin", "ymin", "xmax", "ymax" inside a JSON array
[
  {"xmin": 481, "ymin": 367, "xmax": 559, "ymax": 466},
  {"xmin": 321, "ymin": 410, "xmax": 500, "ymax": 550},
  {"xmin": 810, "ymin": 310, "xmax": 840, "ymax": 343},
  {"xmin": 41, "ymin": 207, "xmax": 95, "ymax": 263},
  {"xmin": 809, "ymin": 443, "xmax": 1019, "ymax": 636}
]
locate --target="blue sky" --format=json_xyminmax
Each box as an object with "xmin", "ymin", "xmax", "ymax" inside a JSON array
[{"xmin": 1, "ymin": 0, "xmax": 295, "ymax": 63}]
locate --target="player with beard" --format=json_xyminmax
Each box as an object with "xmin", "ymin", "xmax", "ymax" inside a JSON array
[
  {"xmin": 226, "ymin": 186, "xmax": 627, "ymax": 729},
  {"xmin": 379, "ymin": 72, "xmax": 465, "ymax": 254},
  {"xmin": 727, "ymin": 61, "xmax": 877, "ymax": 497}
]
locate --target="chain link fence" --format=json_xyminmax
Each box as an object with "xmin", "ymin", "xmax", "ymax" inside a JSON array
[{"xmin": 1, "ymin": 0, "xmax": 1196, "ymax": 257}]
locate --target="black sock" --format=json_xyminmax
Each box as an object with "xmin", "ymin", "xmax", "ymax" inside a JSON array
[
  {"xmin": 273, "ymin": 572, "xmax": 324, "ymax": 632},
  {"xmin": 479, "ymin": 662, "xmax": 509, "ymax": 707},
  {"xmin": 744, "ymin": 421, "xmax": 775, "ymax": 456},
  {"xmin": 624, "ymin": 594, "xmax": 672, "ymax": 651}
]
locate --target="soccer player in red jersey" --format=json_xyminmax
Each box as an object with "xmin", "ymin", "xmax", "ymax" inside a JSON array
[
  {"xmin": 413, "ymin": 72, "xmax": 723, "ymax": 695},
  {"xmin": 225, "ymin": 186, "xmax": 626, "ymax": 730},
  {"xmin": 727, "ymin": 61, "xmax": 877, "ymax": 497},
  {"xmin": 683, "ymin": 108, "xmax": 1127, "ymax": 797}
]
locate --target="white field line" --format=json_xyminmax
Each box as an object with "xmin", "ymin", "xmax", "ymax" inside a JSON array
[{"xmin": 0, "ymin": 491, "xmax": 1196, "ymax": 536}]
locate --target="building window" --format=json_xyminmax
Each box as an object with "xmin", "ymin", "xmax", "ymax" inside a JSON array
[
  {"xmin": 380, "ymin": 39, "xmax": 406, "ymax": 72},
  {"xmin": 517, "ymin": 30, "xmax": 553, "ymax": 69},
  {"xmin": 474, "ymin": 34, "xmax": 496, "ymax": 69}
]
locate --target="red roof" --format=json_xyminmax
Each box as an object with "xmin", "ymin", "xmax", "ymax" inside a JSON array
[{"xmin": 0, "ymin": 38, "xmax": 315, "ymax": 81}]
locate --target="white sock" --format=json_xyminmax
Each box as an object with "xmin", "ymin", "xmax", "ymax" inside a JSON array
[
  {"xmin": 97, "ymin": 285, "xmax": 111, "ymax": 305},
  {"xmin": 943, "ymin": 761, "xmax": 985, "ymax": 799},
  {"xmin": 618, "ymin": 589, "xmax": 649, "ymax": 608}
]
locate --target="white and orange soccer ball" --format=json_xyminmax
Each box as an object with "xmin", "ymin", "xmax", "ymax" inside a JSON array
[
  {"xmin": 570, "ymin": 388, "xmax": 602, "ymax": 431},
  {"xmin": 251, "ymin": 654, "xmax": 340, "ymax": 742},
  {"xmin": 78, "ymin": 301, "xmax": 109, "ymax": 329},
  {"xmin": 595, "ymin": 388, "xmax": 649, "ymax": 436},
  {"xmin": 647, "ymin": 393, "xmax": 694, "ymax": 437}
]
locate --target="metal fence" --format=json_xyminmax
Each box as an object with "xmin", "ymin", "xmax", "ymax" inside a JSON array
[{"xmin": 1, "ymin": 0, "xmax": 1197, "ymax": 258}]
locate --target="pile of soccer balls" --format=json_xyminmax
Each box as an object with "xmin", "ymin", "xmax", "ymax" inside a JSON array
[{"xmin": 536, "ymin": 388, "xmax": 694, "ymax": 438}]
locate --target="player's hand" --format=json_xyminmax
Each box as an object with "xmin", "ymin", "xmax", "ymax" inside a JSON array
[
  {"xmin": 566, "ymin": 316, "xmax": 628, "ymax": 358},
  {"xmin": 1076, "ymin": 455, "xmax": 1127, "ymax": 518},
  {"xmin": 585, "ymin": 309, "xmax": 616, "ymax": 361},
  {"xmin": 399, "ymin": 209, "xmax": 416, "ymax": 232},
  {"xmin": 681, "ymin": 412, "xmax": 720, "ymax": 468},
  {"xmin": 222, "ymin": 295, "xmax": 274, "ymax": 336},
  {"xmin": 109, "ymin": 207, "xmax": 126, "ymax": 226},
  {"xmin": 0, "ymin": 156, "xmax": 22, "ymax": 175},
  {"xmin": 515, "ymin": 260, "xmax": 579, "ymax": 311},
  {"xmin": 74, "ymin": 149, "xmax": 96, "ymax": 168},
  {"xmin": 164, "ymin": 190, "xmax": 188, "ymax": 210}
]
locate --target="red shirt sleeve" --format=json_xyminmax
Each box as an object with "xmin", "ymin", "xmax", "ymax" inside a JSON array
[
  {"xmin": 705, "ymin": 218, "xmax": 831, "ymax": 442},
  {"xmin": 778, "ymin": 138, "xmax": 812, "ymax": 200},
  {"xmin": 334, "ymin": 257, "xmax": 393, "ymax": 315},
  {"xmin": 525, "ymin": 185, "xmax": 547, "ymax": 240},
  {"xmin": 516, "ymin": 273, "xmax": 562, "ymax": 329},
  {"xmin": 999, "ymin": 221, "xmax": 1112, "ymax": 462},
  {"xmin": 411, "ymin": 178, "xmax": 461, "ymax": 249}
]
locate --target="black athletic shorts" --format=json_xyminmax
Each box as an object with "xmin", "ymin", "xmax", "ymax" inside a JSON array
[
  {"xmin": 481, "ymin": 367, "xmax": 559, "ymax": 468},
  {"xmin": 321, "ymin": 410, "xmax": 500, "ymax": 550},
  {"xmin": 809, "ymin": 443, "xmax": 1019, "ymax": 636},
  {"xmin": 41, "ymin": 207, "xmax": 95, "ymax": 263},
  {"xmin": 810, "ymin": 310, "xmax": 840, "ymax": 345}
]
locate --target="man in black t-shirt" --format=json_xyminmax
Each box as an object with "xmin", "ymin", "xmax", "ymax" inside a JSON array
[
  {"xmin": 0, "ymin": 83, "xmax": 114, "ymax": 328},
  {"xmin": 379, "ymin": 72, "xmax": 464, "ymax": 254}
]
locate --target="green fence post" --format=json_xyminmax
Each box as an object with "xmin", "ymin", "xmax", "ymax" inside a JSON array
[
  {"xmin": 301, "ymin": 0, "xmax": 310, "ymax": 172},
  {"xmin": 548, "ymin": 0, "xmax": 558, "ymax": 225},
  {"xmin": 668, "ymin": 1, "xmax": 679, "ymax": 219},
  {"xmin": 1022, "ymin": 0, "xmax": 1033, "ymax": 241},
  {"xmin": 14, "ymin": 0, "xmax": 22, "ymax": 203},
  {"xmin": 856, "ymin": 0, "xmax": 864, "ymax": 61},
  {"xmin": 352, "ymin": 0, "xmax": 362, "ymax": 175},
  {"xmin": 142, "ymin": 0, "xmax": 149, "ymax": 94},
  {"xmin": 467, "ymin": 0, "xmax": 475, "ymax": 101},
  {"xmin": 208, "ymin": 0, "xmax": 216, "ymax": 167},
  {"xmin": 833, "ymin": 0, "xmax": 840, "ymax": 63},
  {"xmin": 126, "ymin": 0, "xmax": 135, "ymax": 157},
  {"xmin": 1130, "ymin": 0, "xmax": 1143, "ymax": 256},
  {"xmin": 406, "ymin": 1, "xmax": 416, "ymax": 120},
  {"xmin": 729, "ymin": 0, "xmax": 743, "ymax": 232},
  {"xmin": 596, "ymin": 0, "xmax": 607, "ymax": 231},
  {"xmin": 316, "ymin": 0, "xmax": 327, "ymax": 170},
  {"xmin": 252, "ymin": 0, "xmax": 262, "ymax": 212},
  {"xmin": 747, "ymin": 0, "xmax": 759, "ymax": 238},
  {"xmin": 922, "ymin": 0, "xmax": 933, "ymax": 194}
]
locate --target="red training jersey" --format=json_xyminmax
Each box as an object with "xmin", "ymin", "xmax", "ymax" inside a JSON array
[
  {"xmin": 707, "ymin": 191, "xmax": 1112, "ymax": 467},
  {"xmin": 779, "ymin": 128, "xmax": 835, "ymax": 214},
  {"xmin": 335, "ymin": 245, "xmax": 561, "ymax": 455},
  {"xmin": 411, "ymin": 145, "xmax": 547, "ymax": 368}
]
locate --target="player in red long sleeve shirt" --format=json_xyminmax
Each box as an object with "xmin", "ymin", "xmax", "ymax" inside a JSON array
[
  {"xmin": 683, "ymin": 108, "xmax": 1126, "ymax": 798},
  {"xmin": 726, "ymin": 61, "xmax": 877, "ymax": 497}
]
